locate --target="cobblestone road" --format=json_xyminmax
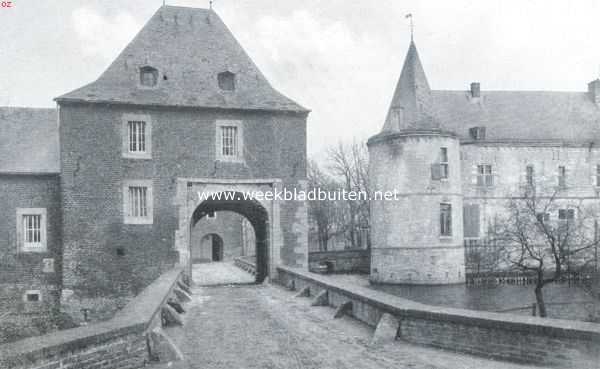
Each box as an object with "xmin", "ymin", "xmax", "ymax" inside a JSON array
[
  {"xmin": 191, "ymin": 262, "xmax": 255, "ymax": 286},
  {"xmin": 155, "ymin": 281, "xmax": 547, "ymax": 369}
]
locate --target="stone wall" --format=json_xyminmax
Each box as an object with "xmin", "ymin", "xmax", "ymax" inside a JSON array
[
  {"xmin": 368, "ymin": 131, "xmax": 465, "ymax": 284},
  {"xmin": 308, "ymin": 250, "xmax": 369, "ymax": 274},
  {"xmin": 277, "ymin": 266, "xmax": 600, "ymax": 367}
]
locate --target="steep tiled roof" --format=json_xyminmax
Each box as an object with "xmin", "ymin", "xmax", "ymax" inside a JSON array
[
  {"xmin": 376, "ymin": 41, "xmax": 600, "ymax": 144},
  {"xmin": 382, "ymin": 41, "xmax": 439, "ymax": 132},
  {"xmin": 431, "ymin": 90, "xmax": 600, "ymax": 144},
  {"xmin": 0, "ymin": 107, "xmax": 59, "ymax": 174},
  {"xmin": 56, "ymin": 6, "xmax": 307, "ymax": 113}
]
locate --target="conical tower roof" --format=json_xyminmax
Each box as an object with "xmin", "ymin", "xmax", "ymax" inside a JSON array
[{"xmin": 381, "ymin": 41, "xmax": 439, "ymax": 132}]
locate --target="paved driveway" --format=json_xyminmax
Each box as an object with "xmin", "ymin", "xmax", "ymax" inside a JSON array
[{"xmin": 153, "ymin": 283, "xmax": 548, "ymax": 369}]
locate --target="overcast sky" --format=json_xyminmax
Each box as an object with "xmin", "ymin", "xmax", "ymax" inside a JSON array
[{"xmin": 1, "ymin": 0, "xmax": 599, "ymax": 156}]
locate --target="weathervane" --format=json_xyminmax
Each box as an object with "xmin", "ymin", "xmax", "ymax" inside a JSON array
[{"xmin": 405, "ymin": 13, "xmax": 414, "ymax": 41}]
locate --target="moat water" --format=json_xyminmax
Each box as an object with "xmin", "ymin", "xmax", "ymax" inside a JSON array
[{"xmin": 331, "ymin": 275, "xmax": 599, "ymax": 322}]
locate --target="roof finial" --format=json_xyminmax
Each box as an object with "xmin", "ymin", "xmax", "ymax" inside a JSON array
[
  {"xmin": 210, "ymin": 0, "xmax": 214, "ymax": 10},
  {"xmin": 405, "ymin": 13, "xmax": 414, "ymax": 42}
]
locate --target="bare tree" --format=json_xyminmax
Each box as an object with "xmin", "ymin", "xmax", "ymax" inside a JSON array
[
  {"xmin": 327, "ymin": 140, "xmax": 370, "ymax": 249},
  {"xmin": 492, "ymin": 189, "xmax": 599, "ymax": 317},
  {"xmin": 307, "ymin": 160, "xmax": 339, "ymax": 251}
]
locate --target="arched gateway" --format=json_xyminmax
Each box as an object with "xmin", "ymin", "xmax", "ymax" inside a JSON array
[{"xmin": 175, "ymin": 178, "xmax": 286, "ymax": 283}]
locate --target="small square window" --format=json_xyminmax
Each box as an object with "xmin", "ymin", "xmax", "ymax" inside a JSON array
[
  {"xmin": 558, "ymin": 209, "xmax": 575, "ymax": 221},
  {"xmin": 218, "ymin": 71, "xmax": 235, "ymax": 91},
  {"xmin": 140, "ymin": 66, "xmax": 158, "ymax": 87},
  {"xmin": 207, "ymin": 211, "xmax": 217, "ymax": 219},
  {"xmin": 23, "ymin": 290, "xmax": 42, "ymax": 303}
]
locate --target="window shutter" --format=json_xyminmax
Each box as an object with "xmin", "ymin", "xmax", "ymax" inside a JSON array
[
  {"xmin": 431, "ymin": 163, "xmax": 442, "ymax": 180},
  {"xmin": 463, "ymin": 204, "xmax": 480, "ymax": 238}
]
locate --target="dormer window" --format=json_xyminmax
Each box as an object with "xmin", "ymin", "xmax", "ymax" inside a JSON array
[
  {"xmin": 469, "ymin": 126, "xmax": 486, "ymax": 140},
  {"xmin": 218, "ymin": 71, "xmax": 235, "ymax": 91},
  {"xmin": 140, "ymin": 66, "xmax": 158, "ymax": 87}
]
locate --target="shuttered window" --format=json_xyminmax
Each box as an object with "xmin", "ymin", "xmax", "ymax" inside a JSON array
[{"xmin": 463, "ymin": 204, "xmax": 480, "ymax": 238}]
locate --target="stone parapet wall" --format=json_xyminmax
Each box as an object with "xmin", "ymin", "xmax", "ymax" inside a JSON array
[
  {"xmin": 308, "ymin": 250, "xmax": 369, "ymax": 274},
  {"xmin": 0, "ymin": 267, "xmax": 184, "ymax": 369},
  {"xmin": 277, "ymin": 266, "xmax": 600, "ymax": 367}
]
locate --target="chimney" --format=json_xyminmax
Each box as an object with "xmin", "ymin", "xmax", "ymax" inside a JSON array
[
  {"xmin": 588, "ymin": 79, "xmax": 600, "ymax": 105},
  {"xmin": 470, "ymin": 82, "xmax": 481, "ymax": 98}
]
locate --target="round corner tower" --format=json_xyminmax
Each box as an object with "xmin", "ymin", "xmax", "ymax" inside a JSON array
[{"xmin": 368, "ymin": 41, "xmax": 465, "ymax": 285}]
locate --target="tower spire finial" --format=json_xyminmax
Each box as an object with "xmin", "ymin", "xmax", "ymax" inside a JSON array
[{"xmin": 405, "ymin": 13, "xmax": 413, "ymax": 41}]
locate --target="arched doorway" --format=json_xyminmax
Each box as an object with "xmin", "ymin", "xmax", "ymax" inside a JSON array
[
  {"xmin": 190, "ymin": 191, "xmax": 269, "ymax": 283},
  {"xmin": 211, "ymin": 234, "xmax": 223, "ymax": 261}
]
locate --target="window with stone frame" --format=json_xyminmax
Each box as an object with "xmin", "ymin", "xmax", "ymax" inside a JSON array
[
  {"xmin": 16, "ymin": 208, "xmax": 47, "ymax": 253},
  {"xmin": 123, "ymin": 180, "xmax": 153, "ymax": 224},
  {"xmin": 477, "ymin": 165, "xmax": 493, "ymax": 187},
  {"xmin": 440, "ymin": 147, "xmax": 449, "ymax": 179},
  {"xmin": 558, "ymin": 208, "xmax": 575, "ymax": 222},
  {"xmin": 216, "ymin": 120, "xmax": 243, "ymax": 162},
  {"xmin": 440, "ymin": 203, "xmax": 452, "ymax": 237},
  {"xmin": 128, "ymin": 121, "xmax": 147, "ymax": 153},
  {"xmin": 558, "ymin": 166, "xmax": 567, "ymax": 189},
  {"xmin": 122, "ymin": 114, "xmax": 152, "ymax": 159},
  {"xmin": 526, "ymin": 165, "xmax": 535, "ymax": 187}
]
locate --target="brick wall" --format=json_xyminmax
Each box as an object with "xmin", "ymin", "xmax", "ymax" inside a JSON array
[
  {"xmin": 0, "ymin": 267, "xmax": 184, "ymax": 369},
  {"xmin": 58, "ymin": 103, "xmax": 307, "ymax": 310},
  {"xmin": 0, "ymin": 174, "xmax": 62, "ymax": 341}
]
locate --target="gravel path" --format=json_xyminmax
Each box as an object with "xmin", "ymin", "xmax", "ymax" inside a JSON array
[{"xmin": 153, "ymin": 283, "xmax": 547, "ymax": 369}]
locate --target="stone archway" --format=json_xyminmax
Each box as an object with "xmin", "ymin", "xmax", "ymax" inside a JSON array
[
  {"xmin": 175, "ymin": 179, "xmax": 283, "ymax": 283},
  {"xmin": 191, "ymin": 193, "xmax": 269, "ymax": 282}
]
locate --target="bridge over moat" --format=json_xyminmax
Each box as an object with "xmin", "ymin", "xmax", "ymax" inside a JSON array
[
  {"xmin": 2, "ymin": 262, "xmax": 599, "ymax": 369},
  {"xmin": 150, "ymin": 263, "xmax": 542, "ymax": 369}
]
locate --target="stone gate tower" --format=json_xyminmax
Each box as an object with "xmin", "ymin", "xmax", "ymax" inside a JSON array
[{"xmin": 368, "ymin": 41, "xmax": 465, "ymax": 284}]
